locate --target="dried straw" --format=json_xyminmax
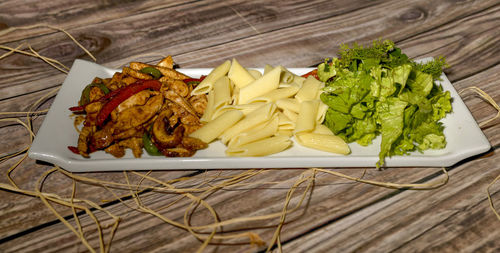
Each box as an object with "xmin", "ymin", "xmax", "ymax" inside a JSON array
[
  {"xmin": 459, "ymin": 86, "xmax": 500, "ymax": 220},
  {"xmin": 486, "ymin": 174, "xmax": 500, "ymax": 220},
  {"xmin": 0, "ymin": 24, "xmax": 96, "ymax": 61},
  {"xmin": 459, "ymin": 86, "xmax": 500, "ymax": 127}
]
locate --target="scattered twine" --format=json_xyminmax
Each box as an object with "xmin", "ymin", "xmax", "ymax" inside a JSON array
[
  {"xmin": 487, "ymin": 174, "xmax": 500, "ymax": 220},
  {"xmin": 0, "ymin": 24, "xmax": 96, "ymax": 62},
  {"xmin": 459, "ymin": 86, "xmax": 500, "ymax": 127},
  {"xmin": 0, "ymin": 24, "xmax": 498, "ymax": 253},
  {"xmin": 458, "ymin": 86, "xmax": 500, "ymax": 221}
]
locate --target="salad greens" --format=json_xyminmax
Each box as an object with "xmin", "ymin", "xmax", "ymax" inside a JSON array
[{"xmin": 318, "ymin": 39, "xmax": 452, "ymax": 167}]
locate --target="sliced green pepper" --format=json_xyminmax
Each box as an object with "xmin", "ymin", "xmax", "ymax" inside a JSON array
[
  {"xmin": 79, "ymin": 82, "xmax": 110, "ymax": 106},
  {"xmin": 140, "ymin": 67, "xmax": 162, "ymax": 79},
  {"xmin": 183, "ymin": 75, "xmax": 206, "ymax": 87},
  {"xmin": 142, "ymin": 132, "xmax": 163, "ymax": 156}
]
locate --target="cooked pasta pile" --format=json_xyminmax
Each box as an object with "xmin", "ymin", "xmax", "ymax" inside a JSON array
[{"xmin": 189, "ymin": 59, "xmax": 350, "ymax": 156}]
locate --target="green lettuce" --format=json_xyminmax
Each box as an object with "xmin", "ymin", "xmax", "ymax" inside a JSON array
[
  {"xmin": 376, "ymin": 98, "xmax": 408, "ymax": 167},
  {"xmin": 319, "ymin": 39, "xmax": 452, "ymax": 167}
]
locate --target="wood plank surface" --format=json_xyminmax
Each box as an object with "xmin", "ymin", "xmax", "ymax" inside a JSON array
[
  {"xmin": 0, "ymin": 168, "xmax": 445, "ymax": 252},
  {"xmin": 0, "ymin": 0, "xmax": 499, "ymax": 252},
  {"xmin": 1, "ymin": 0, "xmax": 497, "ymax": 101},
  {"xmin": 279, "ymin": 158, "xmax": 500, "ymax": 252}
]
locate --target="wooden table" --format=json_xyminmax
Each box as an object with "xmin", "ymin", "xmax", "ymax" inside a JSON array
[{"xmin": 1, "ymin": 1, "xmax": 499, "ymax": 252}]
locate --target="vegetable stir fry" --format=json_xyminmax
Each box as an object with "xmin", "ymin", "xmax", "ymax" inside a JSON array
[{"xmin": 69, "ymin": 56, "xmax": 208, "ymax": 158}]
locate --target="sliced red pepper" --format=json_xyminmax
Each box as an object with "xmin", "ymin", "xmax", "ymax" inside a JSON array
[
  {"xmin": 68, "ymin": 146, "xmax": 80, "ymax": 154},
  {"xmin": 68, "ymin": 145, "xmax": 95, "ymax": 156},
  {"xmin": 69, "ymin": 105, "xmax": 86, "ymax": 112},
  {"xmin": 96, "ymin": 79, "xmax": 162, "ymax": 127},
  {"xmin": 182, "ymin": 75, "xmax": 206, "ymax": 85},
  {"xmin": 301, "ymin": 69, "xmax": 319, "ymax": 79}
]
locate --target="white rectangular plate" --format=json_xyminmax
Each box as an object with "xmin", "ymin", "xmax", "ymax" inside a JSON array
[{"xmin": 28, "ymin": 59, "xmax": 491, "ymax": 172}]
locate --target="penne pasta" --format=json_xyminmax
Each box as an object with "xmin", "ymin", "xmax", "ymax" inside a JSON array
[
  {"xmin": 190, "ymin": 59, "xmax": 343, "ymax": 158},
  {"xmin": 212, "ymin": 76, "xmax": 232, "ymax": 112},
  {"xmin": 225, "ymin": 135, "xmax": 292, "ymax": 157},
  {"xmin": 231, "ymin": 85, "xmax": 240, "ymax": 105},
  {"xmin": 294, "ymin": 100, "xmax": 320, "ymax": 134},
  {"xmin": 277, "ymin": 129, "xmax": 293, "ymax": 137},
  {"xmin": 190, "ymin": 109, "xmax": 244, "ymax": 143},
  {"xmin": 278, "ymin": 82, "xmax": 293, "ymax": 88},
  {"xmin": 295, "ymin": 133, "xmax": 350, "ymax": 155},
  {"xmin": 277, "ymin": 111, "xmax": 295, "ymax": 130},
  {"xmin": 228, "ymin": 115, "xmax": 279, "ymax": 148},
  {"xmin": 275, "ymin": 98, "xmax": 300, "ymax": 113},
  {"xmin": 248, "ymin": 69, "xmax": 262, "ymax": 79},
  {"xmin": 292, "ymin": 75, "xmax": 306, "ymax": 87},
  {"xmin": 282, "ymin": 108, "xmax": 298, "ymax": 123},
  {"xmin": 316, "ymin": 102, "xmax": 329, "ymax": 123},
  {"xmin": 238, "ymin": 66, "xmax": 281, "ymax": 104},
  {"xmin": 212, "ymin": 102, "xmax": 266, "ymax": 118},
  {"xmin": 316, "ymin": 82, "xmax": 325, "ymax": 100},
  {"xmin": 312, "ymin": 124, "xmax": 334, "ymax": 135},
  {"xmin": 248, "ymin": 85, "xmax": 300, "ymax": 104},
  {"xmin": 191, "ymin": 60, "xmax": 231, "ymax": 95},
  {"xmin": 279, "ymin": 80, "xmax": 302, "ymax": 89},
  {"xmin": 219, "ymin": 103, "xmax": 276, "ymax": 144},
  {"xmin": 263, "ymin": 64, "xmax": 274, "ymax": 75},
  {"xmin": 295, "ymin": 76, "xmax": 324, "ymax": 103},
  {"xmin": 279, "ymin": 66, "xmax": 295, "ymax": 84},
  {"xmin": 228, "ymin": 58, "xmax": 255, "ymax": 88},
  {"xmin": 200, "ymin": 90, "xmax": 215, "ymax": 122},
  {"xmin": 245, "ymin": 96, "xmax": 272, "ymax": 104}
]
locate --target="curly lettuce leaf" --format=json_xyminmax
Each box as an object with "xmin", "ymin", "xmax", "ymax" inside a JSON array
[
  {"xmin": 321, "ymin": 69, "xmax": 372, "ymax": 114},
  {"xmin": 317, "ymin": 59, "xmax": 337, "ymax": 82},
  {"xmin": 431, "ymin": 90, "xmax": 452, "ymax": 121},
  {"xmin": 376, "ymin": 98, "xmax": 408, "ymax": 167},
  {"xmin": 323, "ymin": 108, "xmax": 352, "ymax": 134}
]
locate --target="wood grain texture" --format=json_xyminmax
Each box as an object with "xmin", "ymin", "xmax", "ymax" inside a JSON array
[
  {"xmin": 0, "ymin": 168, "xmax": 445, "ymax": 252},
  {"xmin": 0, "ymin": 0, "xmax": 499, "ymax": 252},
  {"xmin": 0, "ymin": 155, "xmax": 197, "ymax": 238},
  {"xmin": 0, "ymin": 0, "xmax": 387, "ymax": 100},
  {"xmin": 0, "ymin": 0, "xmax": 192, "ymax": 43},
  {"xmin": 278, "ymin": 156, "xmax": 500, "ymax": 252},
  {"xmin": 454, "ymin": 64, "xmax": 500, "ymax": 147},
  {"xmin": 1, "ymin": 0, "xmax": 497, "ymax": 101}
]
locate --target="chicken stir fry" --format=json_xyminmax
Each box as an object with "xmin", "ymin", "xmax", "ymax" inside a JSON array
[{"xmin": 69, "ymin": 56, "xmax": 208, "ymax": 158}]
